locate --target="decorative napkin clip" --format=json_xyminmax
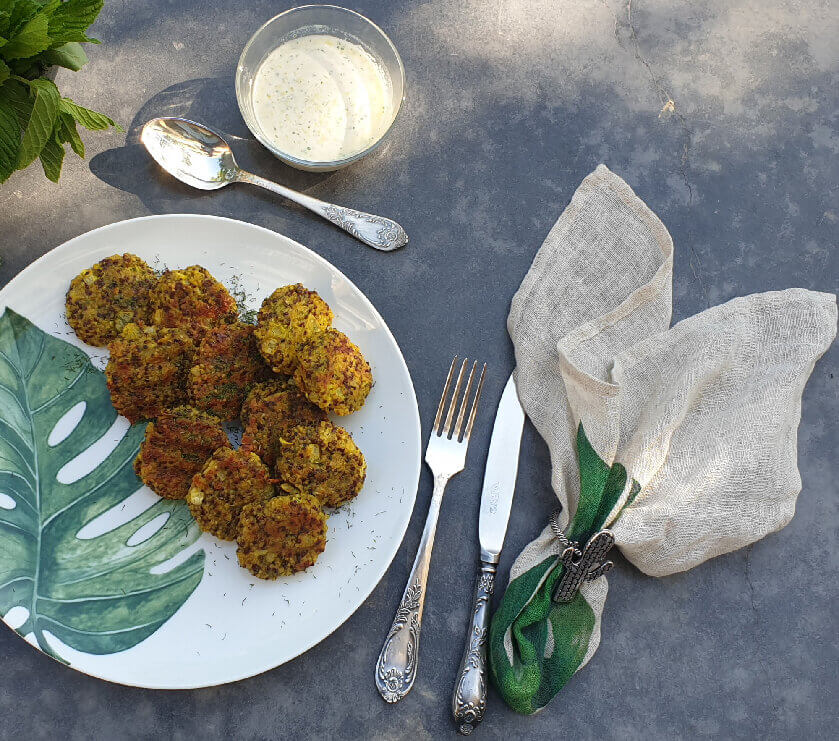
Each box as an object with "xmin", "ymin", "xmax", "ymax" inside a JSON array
[{"xmin": 549, "ymin": 509, "xmax": 614, "ymax": 603}]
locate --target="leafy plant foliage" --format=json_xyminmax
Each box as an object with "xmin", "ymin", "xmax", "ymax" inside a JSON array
[
  {"xmin": 0, "ymin": 0, "xmax": 120, "ymax": 183},
  {"xmin": 0, "ymin": 309, "xmax": 204, "ymax": 664}
]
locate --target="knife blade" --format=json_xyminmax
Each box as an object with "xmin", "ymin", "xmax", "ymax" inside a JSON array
[
  {"xmin": 478, "ymin": 372, "xmax": 525, "ymax": 562},
  {"xmin": 451, "ymin": 372, "xmax": 525, "ymax": 735}
]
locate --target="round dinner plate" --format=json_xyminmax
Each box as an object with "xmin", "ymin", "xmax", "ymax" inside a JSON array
[{"xmin": 0, "ymin": 214, "xmax": 421, "ymax": 688}]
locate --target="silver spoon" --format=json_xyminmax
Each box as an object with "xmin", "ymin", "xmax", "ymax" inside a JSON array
[{"xmin": 140, "ymin": 117, "xmax": 408, "ymax": 251}]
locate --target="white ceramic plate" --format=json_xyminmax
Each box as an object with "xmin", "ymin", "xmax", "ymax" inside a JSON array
[{"xmin": 0, "ymin": 214, "xmax": 420, "ymax": 688}]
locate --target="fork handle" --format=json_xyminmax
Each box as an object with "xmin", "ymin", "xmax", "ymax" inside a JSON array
[
  {"xmin": 452, "ymin": 559, "xmax": 496, "ymax": 734},
  {"xmin": 375, "ymin": 474, "xmax": 448, "ymax": 702}
]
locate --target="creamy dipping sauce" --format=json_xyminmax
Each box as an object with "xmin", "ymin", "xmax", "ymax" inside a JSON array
[{"xmin": 251, "ymin": 33, "xmax": 394, "ymax": 162}]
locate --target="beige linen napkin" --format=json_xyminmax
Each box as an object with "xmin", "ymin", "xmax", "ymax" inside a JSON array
[{"xmin": 488, "ymin": 165, "xmax": 837, "ymax": 714}]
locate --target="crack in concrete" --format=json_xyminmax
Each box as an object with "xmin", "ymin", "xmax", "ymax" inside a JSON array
[
  {"xmin": 600, "ymin": 0, "xmax": 710, "ymax": 308},
  {"xmin": 622, "ymin": 0, "xmax": 694, "ymax": 204}
]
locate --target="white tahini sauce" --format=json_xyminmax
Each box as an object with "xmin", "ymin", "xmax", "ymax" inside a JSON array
[{"xmin": 251, "ymin": 34, "xmax": 394, "ymax": 162}]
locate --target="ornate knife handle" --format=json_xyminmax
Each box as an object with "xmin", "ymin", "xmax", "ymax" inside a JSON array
[
  {"xmin": 375, "ymin": 475, "xmax": 448, "ymax": 702},
  {"xmin": 452, "ymin": 560, "xmax": 496, "ymax": 735}
]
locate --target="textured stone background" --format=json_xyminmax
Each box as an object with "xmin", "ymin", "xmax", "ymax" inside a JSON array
[{"xmin": 1, "ymin": 1, "xmax": 837, "ymax": 738}]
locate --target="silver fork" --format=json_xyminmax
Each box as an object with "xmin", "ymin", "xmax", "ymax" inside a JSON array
[{"xmin": 375, "ymin": 356, "xmax": 487, "ymax": 703}]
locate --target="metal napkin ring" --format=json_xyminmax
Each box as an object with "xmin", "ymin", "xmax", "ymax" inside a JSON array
[{"xmin": 549, "ymin": 509, "xmax": 615, "ymax": 603}]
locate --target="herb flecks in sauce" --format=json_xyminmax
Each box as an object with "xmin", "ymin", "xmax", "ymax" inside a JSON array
[{"xmin": 251, "ymin": 34, "xmax": 394, "ymax": 162}]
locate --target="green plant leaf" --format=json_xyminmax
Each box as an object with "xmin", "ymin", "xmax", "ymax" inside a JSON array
[
  {"xmin": 56, "ymin": 109, "xmax": 82, "ymax": 155},
  {"xmin": 1, "ymin": 9, "xmax": 49, "ymax": 59},
  {"xmin": 16, "ymin": 76, "xmax": 58, "ymax": 168},
  {"xmin": 47, "ymin": 0, "xmax": 102, "ymax": 45},
  {"xmin": 0, "ymin": 8, "xmax": 11, "ymax": 42},
  {"xmin": 0, "ymin": 309, "xmax": 205, "ymax": 663},
  {"xmin": 58, "ymin": 95, "xmax": 120, "ymax": 131},
  {"xmin": 38, "ymin": 126, "xmax": 62, "ymax": 180},
  {"xmin": 41, "ymin": 40, "xmax": 87, "ymax": 70},
  {"xmin": 0, "ymin": 96, "xmax": 20, "ymax": 182},
  {"xmin": 5, "ymin": 0, "xmax": 39, "ymax": 36},
  {"xmin": 0, "ymin": 77, "xmax": 34, "ymax": 126},
  {"xmin": 0, "ymin": 58, "xmax": 8, "ymax": 84}
]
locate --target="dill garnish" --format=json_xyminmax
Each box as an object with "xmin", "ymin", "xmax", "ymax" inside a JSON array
[{"xmin": 226, "ymin": 274, "xmax": 258, "ymax": 324}]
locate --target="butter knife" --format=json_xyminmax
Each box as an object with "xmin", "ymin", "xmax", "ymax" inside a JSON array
[{"xmin": 451, "ymin": 373, "xmax": 525, "ymax": 734}]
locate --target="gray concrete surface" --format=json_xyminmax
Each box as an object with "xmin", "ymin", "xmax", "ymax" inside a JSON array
[{"xmin": 1, "ymin": 1, "xmax": 837, "ymax": 738}]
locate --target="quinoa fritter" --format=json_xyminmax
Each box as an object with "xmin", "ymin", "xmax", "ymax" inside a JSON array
[
  {"xmin": 254, "ymin": 284, "xmax": 333, "ymax": 374},
  {"xmin": 135, "ymin": 406, "xmax": 230, "ymax": 500},
  {"xmin": 276, "ymin": 421, "xmax": 366, "ymax": 508},
  {"xmin": 294, "ymin": 328, "xmax": 372, "ymax": 415},
  {"xmin": 188, "ymin": 323, "xmax": 269, "ymax": 420},
  {"xmin": 65, "ymin": 253, "xmax": 158, "ymax": 346},
  {"xmin": 236, "ymin": 494, "xmax": 327, "ymax": 579},
  {"xmin": 187, "ymin": 448, "xmax": 275, "ymax": 540},
  {"xmin": 239, "ymin": 377, "xmax": 295, "ymax": 425},
  {"xmin": 240, "ymin": 385, "xmax": 326, "ymax": 464},
  {"xmin": 152, "ymin": 265, "xmax": 237, "ymax": 341},
  {"xmin": 106, "ymin": 323, "xmax": 195, "ymax": 422}
]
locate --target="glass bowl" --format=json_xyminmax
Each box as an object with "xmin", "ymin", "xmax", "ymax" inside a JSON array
[{"xmin": 235, "ymin": 5, "xmax": 405, "ymax": 172}]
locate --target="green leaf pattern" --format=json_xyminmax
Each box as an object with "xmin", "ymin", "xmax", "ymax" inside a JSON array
[
  {"xmin": 0, "ymin": 309, "xmax": 204, "ymax": 664},
  {"xmin": 488, "ymin": 422, "xmax": 639, "ymax": 714}
]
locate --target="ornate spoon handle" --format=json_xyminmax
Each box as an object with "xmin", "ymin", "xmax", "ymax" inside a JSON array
[
  {"xmin": 375, "ymin": 474, "xmax": 448, "ymax": 702},
  {"xmin": 236, "ymin": 170, "xmax": 408, "ymax": 251},
  {"xmin": 452, "ymin": 560, "xmax": 496, "ymax": 735}
]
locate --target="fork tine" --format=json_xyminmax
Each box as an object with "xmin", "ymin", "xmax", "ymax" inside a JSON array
[
  {"xmin": 433, "ymin": 356, "xmax": 458, "ymax": 434},
  {"xmin": 462, "ymin": 363, "xmax": 487, "ymax": 442},
  {"xmin": 443, "ymin": 358, "xmax": 468, "ymax": 437},
  {"xmin": 453, "ymin": 361, "xmax": 477, "ymax": 441}
]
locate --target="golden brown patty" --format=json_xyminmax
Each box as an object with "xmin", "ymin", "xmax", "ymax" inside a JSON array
[
  {"xmin": 134, "ymin": 406, "xmax": 230, "ymax": 500},
  {"xmin": 188, "ymin": 323, "xmax": 269, "ymax": 420},
  {"xmin": 254, "ymin": 284, "xmax": 333, "ymax": 374},
  {"xmin": 236, "ymin": 494, "xmax": 327, "ymax": 579},
  {"xmin": 65, "ymin": 253, "xmax": 158, "ymax": 346},
  {"xmin": 151, "ymin": 265, "xmax": 237, "ymax": 341},
  {"xmin": 240, "ymin": 385, "xmax": 326, "ymax": 465},
  {"xmin": 276, "ymin": 421, "xmax": 366, "ymax": 508},
  {"xmin": 294, "ymin": 328, "xmax": 372, "ymax": 415},
  {"xmin": 106, "ymin": 323, "xmax": 195, "ymax": 423},
  {"xmin": 187, "ymin": 448, "xmax": 275, "ymax": 540},
  {"xmin": 239, "ymin": 377, "xmax": 294, "ymax": 425}
]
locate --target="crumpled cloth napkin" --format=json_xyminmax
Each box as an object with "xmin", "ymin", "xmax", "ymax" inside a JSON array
[{"xmin": 488, "ymin": 165, "xmax": 837, "ymax": 714}]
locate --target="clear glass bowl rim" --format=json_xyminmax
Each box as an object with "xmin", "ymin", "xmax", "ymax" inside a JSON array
[{"xmin": 235, "ymin": 4, "xmax": 406, "ymax": 170}]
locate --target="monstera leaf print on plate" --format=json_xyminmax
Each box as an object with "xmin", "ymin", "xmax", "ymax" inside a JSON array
[{"xmin": 0, "ymin": 308, "xmax": 204, "ymax": 664}]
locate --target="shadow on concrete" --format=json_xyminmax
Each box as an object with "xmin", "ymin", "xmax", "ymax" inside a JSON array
[{"xmin": 89, "ymin": 76, "xmax": 329, "ymax": 213}]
